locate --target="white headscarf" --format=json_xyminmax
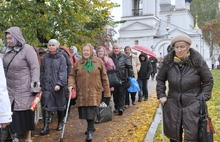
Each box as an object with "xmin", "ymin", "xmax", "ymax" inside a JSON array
[{"xmin": 48, "ymin": 39, "xmax": 60, "ymax": 48}]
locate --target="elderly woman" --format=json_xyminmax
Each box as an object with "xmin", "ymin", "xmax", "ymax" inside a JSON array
[
  {"xmin": 40, "ymin": 39, "xmax": 67, "ymax": 135},
  {"xmin": 156, "ymin": 34, "xmax": 213, "ymax": 142},
  {"xmin": 3, "ymin": 27, "xmax": 40, "ymax": 142},
  {"xmin": 68, "ymin": 43, "xmax": 111, "ymax": 141}
]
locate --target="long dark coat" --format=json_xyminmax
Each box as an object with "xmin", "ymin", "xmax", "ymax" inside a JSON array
[
  {"xmin": 156, "ymin": 48, "xmax": 213, "ymax": 141},
  {"xmin": 40, "ymin": 51, "xmax": 67, "ymax": 111}
]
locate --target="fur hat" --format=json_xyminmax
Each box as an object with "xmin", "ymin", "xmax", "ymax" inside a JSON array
[{"xmin": 170, "ymin": 34, "xmax": 192, "ymax": 47}]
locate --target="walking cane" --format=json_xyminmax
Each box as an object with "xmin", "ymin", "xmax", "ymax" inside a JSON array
[
  {"xmin": 60, "ymin": 90, "xmax": 72, "ymax": 142},
  {"xmin": 160, "ymin": 104, "xmax": 165, "ymax": 142}
]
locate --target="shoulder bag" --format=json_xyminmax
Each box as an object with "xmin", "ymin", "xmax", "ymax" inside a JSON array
[
  {"xmin": 198, "ymin": 93, "xmax": 215, "ymax": 142},
  {"xmin": 107, "ymin": 69, "xmax": 122, "ymax": 87}
]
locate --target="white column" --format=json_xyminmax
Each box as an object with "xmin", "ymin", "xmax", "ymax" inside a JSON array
[
  {"xmin": 175, "ymin": 0, "xmax": 185, "ymax": 9},
  {"xmin": 122, "ymin": 0, "xmax": 133, "ymax": 17},
  {"xmin": 159, "ymin": 0, "xmax": 171, "ymax": 5},
  {"xmin": 142, "ymin": 0, "xmax": 156, "ymax": 15}
]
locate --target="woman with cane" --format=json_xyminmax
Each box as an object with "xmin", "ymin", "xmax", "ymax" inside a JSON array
[{"xmin": 68, "ymin": 43, "xmax": 111, "ymax": 141}]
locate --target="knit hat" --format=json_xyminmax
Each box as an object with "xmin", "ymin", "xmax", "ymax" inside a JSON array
[{"xmin": 170, "ymin": 34, "xmax": 192, "ymax": 47}]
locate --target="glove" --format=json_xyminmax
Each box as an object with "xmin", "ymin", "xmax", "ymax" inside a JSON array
[
  {"xmin": 31, "ymin": 82, "xmax": 40, "ymax": 88},
  {"xmin": 104, "ymin": 97, "xmax": 111, "ymax": 106},
  {"xmin": 159, "ymin": 97, "xmax": 167, "ymax": 105},
  {"xmin": 68, "ymin": 86, "xmax": 73, "ymax": 92},
  {"xmin": 32, "ymin": 92, "xmax": 39, "ymax": 96}
]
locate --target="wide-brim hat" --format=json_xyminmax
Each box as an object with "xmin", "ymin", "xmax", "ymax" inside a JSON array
[{"xmin": 170, "ymin": 34, "xmax": 192, "ymax": 47}]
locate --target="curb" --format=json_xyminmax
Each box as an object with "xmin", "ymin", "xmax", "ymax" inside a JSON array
[{"xmin": 144, "ymin": 105, "xmax": 162, "ymax": 142}]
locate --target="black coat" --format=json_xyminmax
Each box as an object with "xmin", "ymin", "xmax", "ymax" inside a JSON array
[
  {"xmin": 149, "ymin": 57, "xmax": 158, "ymax": 74},
  {"xmin": 109, "ymin": 52, "xmax": 134, "ymax": 82},
  {"xmin": 138, "ymin": 52, "xmax": 152, "ymax": 80},
  {"xmin": 156, "ymin": 48, "xmax": 213, "ymax": 141},
  {"xmin": 40, "ymin": 51, "xmax": 67, "ymax": 111}
]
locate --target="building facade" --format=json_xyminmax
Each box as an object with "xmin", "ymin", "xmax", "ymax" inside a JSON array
[{"xmin": 117, "ymin": 0, "xmax": 211, "ymax": 67}]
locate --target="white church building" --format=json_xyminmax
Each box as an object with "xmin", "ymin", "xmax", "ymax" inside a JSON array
[{"xmin": 116, "ymin": 0, "xmax": 211, "ymax": 67}]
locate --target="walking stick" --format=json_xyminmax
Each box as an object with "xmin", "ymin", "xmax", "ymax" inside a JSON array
[
  {"xmin": 60, "ymin": 90, "xmax": 72, "ymax": 142},
  {"xmin": 160, "ymin": 104, "xmax": 165, "ymax": 142}
]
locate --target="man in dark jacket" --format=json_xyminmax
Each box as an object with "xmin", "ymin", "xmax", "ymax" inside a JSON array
[
  {"xmin": 149, "ymin": 56, "xmax": 158, "ymax": 80},
  {"xmin": 137, "ymin": 52, "xmax": 152, "ymax": 101},
  {"xmin": 109, "ymin": 45, "xmax": 134, "ymax": 115}
]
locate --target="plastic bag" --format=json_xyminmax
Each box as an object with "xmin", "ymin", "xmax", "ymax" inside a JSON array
[
  {"xmin": 97, "ymin": 102, "xmax": 112, "ymax": 123},
  {"xmin": 127, "ymin": 77, "xmax": 140, "ymax": 93}
]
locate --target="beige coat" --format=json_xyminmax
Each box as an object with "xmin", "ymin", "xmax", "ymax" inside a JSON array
[
  {"xmin": 3, "ymin": 27, "xmax": 40, "ymax": 111},
  {"xmin": 68, "ymin": 56, "xmax": 111, "ymax": 107},
  {"xmin": 130, "ymin": 53, "xmax": 140, "ymax": 79}
]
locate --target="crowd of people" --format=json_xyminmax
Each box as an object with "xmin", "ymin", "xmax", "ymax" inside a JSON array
[
  {"xmin": 0, "ymin": 26, "xmax": 156, "ymax": 142},
  {"xmin": 0, "ymin": 27, "xmax": 214, "ymax": 142}
]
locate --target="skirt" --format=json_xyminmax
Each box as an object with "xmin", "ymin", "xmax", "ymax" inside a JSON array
[
  {"xmin": 78, "ymin": 106, "xmax": 96, "ymax": 120},
  {"xmin": 10, "ymin": 110, "xmax": 35, "ymax": 133}
]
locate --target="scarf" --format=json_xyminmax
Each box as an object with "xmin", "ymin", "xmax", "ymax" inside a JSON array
[
  {"xmin": 83, "ymin": 57, "xmax": 94, "ymax": 72},
  {"xmin": 173, "ymin": 52, "xmax": 190, "ymax": 69}
]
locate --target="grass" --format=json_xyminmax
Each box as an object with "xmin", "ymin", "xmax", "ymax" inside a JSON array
[{"xmin": 154, "ymin": 69, "xmax": 220, "ymax": 142}]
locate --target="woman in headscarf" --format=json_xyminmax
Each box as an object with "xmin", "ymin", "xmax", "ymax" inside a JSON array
[
  {"xmin": 40, "ymin": 39, "xmax": 67, "ymax": 135},
  {"xmin": 94, "ymin": 46, "xmax": 115, "ymax": 123},
  {"xmin": 3, "ymin": 26, "xmax": 40, "ymax": 142},
  {"xmin": 68, "ymin": 43, "xmax": 111, "ymax": 141},
  {"xmin": 156, "ymin": 34, "xmax": 213, "ymax": 141}
]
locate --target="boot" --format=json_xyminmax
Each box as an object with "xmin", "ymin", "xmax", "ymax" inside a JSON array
[
  {"xmin": 56, "ymin": 111, "xmax": 64, "ymax": 131},
  {"xmin": 86, "ymin": 131, "xmax": 93, "ymax": 141},
  {"xmin": 40, "ymin": 111, "xmax": 50, "ymax": 135},
  {"xmin": 48, "ymin": 111, "xmax": 54, "ymax": 124},
  {"xmin": 94, "ymin": 116, "xmax": 100, "ymax": 124}
]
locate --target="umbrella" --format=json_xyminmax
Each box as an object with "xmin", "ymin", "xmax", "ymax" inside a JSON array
[{"xmin": 132, "ymin": 45, "xmax": 156, "ymax": 58}]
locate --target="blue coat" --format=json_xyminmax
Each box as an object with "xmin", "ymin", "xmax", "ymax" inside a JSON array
[{"xmin": 40, "ymin": 51, "xmax": 67, "ymax": 111}]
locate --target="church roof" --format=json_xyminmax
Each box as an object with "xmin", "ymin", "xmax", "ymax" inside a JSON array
[{"xmin": 155, "ymin": 19, "xmax": 202, "ymax": 37}]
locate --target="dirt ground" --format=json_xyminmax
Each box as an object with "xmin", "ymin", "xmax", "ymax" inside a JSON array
[
  {"xmin": 16, "ymin": 80, "xmax": 157, "ymax": 142},
  {"xmin": 16, "ymin": 101, "xmax": 141, "ymax": 142}
]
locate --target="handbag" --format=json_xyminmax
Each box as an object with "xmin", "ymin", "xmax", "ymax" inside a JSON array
[
  {"xmin": 0, "ymin": 125, "xmax": 18, "ymax": 142},
  {"xmin": 107, "ymin": 69, "xmax": 122, "ymax": 87},
  {"xmin": 0, "ymin": 127, "xmax": 8, "ymax": 142},
  {"xmin": 198, "ymin": 93, "xmax": 215, "ymax": 142},
  {"xmin": 97, "ymin": 103, "xmax": 112, "ymax": 123},
  {"xmin": 127, "ymin": 77, "xmax": 140, "ymax": 92},
  {"xmin": 30, "ymin": 92, "xmax": 42, "ymax": 111}
]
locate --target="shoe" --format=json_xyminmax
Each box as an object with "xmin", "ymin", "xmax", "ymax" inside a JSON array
[
  {"xmin": 132, "ymin": 101, "xmax": 136, "ymax": 105},
  {"xmin": 138, "ymin": 98, "xmax": 142, "ymax": 102},
  {"xmin": 40, "ymin": 111, "xmax": 50, "ymax": 135},
  {"xmin": 144, "ymin": 98, "xmax": 148, "ymax": 101},
  {"xmin": 118, "ymin": 109, "xmax": 123, "ymax": 115},
  {"xmin": 113, "ymin": 110, "xmax": 118, "ymax": 113},
  {"xmin": 86, "ymin": 131, "xmax": 93, "ymax": 141},
  {"xmin": 56, "ymin": 122, "xmax": 63, "ymax": 131},
  {"xmin": 85, "ymin": 128, "xmax": 96, "ymax": 135},
  {"xmin": 11, "ymin": 134, "xmax": 19, "ymax": 142},
  {"xmin": 94, "ymin": 119, "xmax": 100, "ymax": 124}
]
